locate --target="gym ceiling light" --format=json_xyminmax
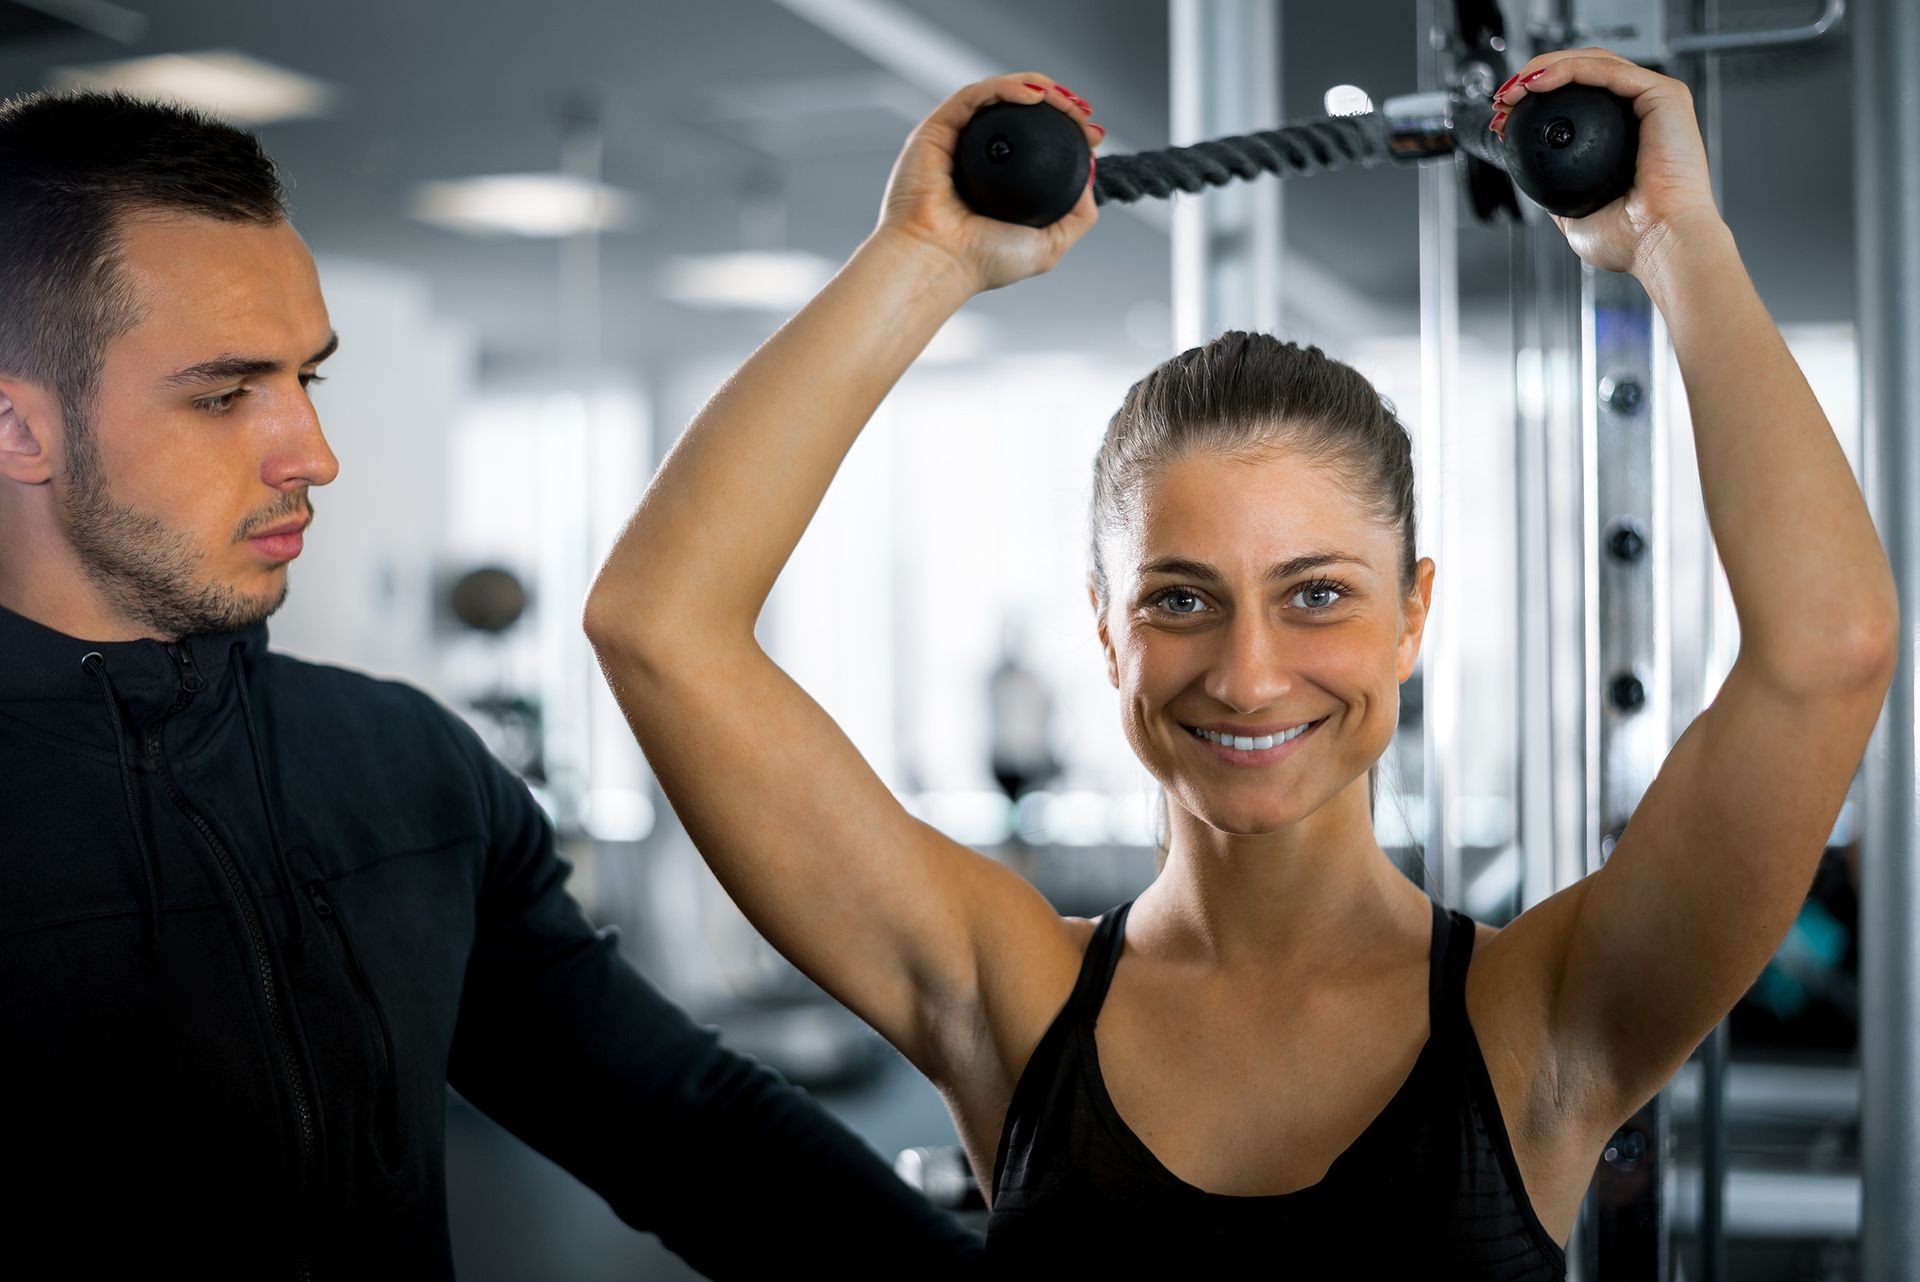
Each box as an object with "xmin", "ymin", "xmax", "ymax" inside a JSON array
[
  {"xmin": 658, "ymin": 250, "xmax": 839, "ymax": 311},
  {"xmin": 411, "ymin": 174, "xmax": 642, "ymax": 239},
  {"xmin": 50, "ymin": 49, "xmax": 337, "ymax": 124}
]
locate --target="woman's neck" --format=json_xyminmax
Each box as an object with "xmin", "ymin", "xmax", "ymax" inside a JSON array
[{"xmin": 1133, "ymin": 784, "xmax": 1427, "ymax": 975}]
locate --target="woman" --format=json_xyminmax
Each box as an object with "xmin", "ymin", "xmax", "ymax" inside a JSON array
[{"xmin": 584, "ymin": 49, "xmax": 1897, "ymax": 1274}]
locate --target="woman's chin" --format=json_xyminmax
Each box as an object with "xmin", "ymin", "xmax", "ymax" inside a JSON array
[{"xmin": 1175, "ymin": 793, "xmax": 1301, "ymax": 839}]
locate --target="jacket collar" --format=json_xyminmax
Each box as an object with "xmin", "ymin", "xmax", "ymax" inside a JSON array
[{"xmin": 0, "ymin": 600, "xmax": 269, "ymax": 728}]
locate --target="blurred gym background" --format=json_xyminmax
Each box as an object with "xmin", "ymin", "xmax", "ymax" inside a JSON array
[{"xmin": 0, "ymin": 2, "xmax": 1875, "ymax": 1279}]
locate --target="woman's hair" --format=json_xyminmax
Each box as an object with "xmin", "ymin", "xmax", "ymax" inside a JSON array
[{"xmin": 1086, "ymin": 330, "xmax": 1418, "ymax": 855}]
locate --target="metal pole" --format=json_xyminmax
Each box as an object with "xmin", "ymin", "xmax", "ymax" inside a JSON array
[
  {"xmin": 1682, "ymin": 8, "xmax": 1728, "ymax": 1275},
  {"xmin": 1169, "ymin": 0, "xmax": 1281, "ymax": 348},
  {"xmin": 1856, "ymin": 0, "xmax": 1920, "ymax": 1274},
  {"xmin": 1697, "ymin": 1019, "xmax": 1728, "ymax": 1282},
  {"xmin": 1415, "ymin": 0, "xmax": 1459, "ymax": 907},
  {"xmin": 1579, "ymin": 261, "xmax": 1671, "ymax": 1282}
]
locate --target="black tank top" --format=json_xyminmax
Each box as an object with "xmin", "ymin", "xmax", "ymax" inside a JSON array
[{"xmin": 986, "ymin": 897, "xmax": 1569, "ymax": 1277}]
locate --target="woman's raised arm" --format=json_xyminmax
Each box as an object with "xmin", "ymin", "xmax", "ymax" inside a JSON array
[
  {"xmin": 582, "ymin": 75, "xmax": 1102, "ymax": 1083},
  {"xmin": 1478, "ymin": 50, "xmax": 1899, "ymax": 1134}
]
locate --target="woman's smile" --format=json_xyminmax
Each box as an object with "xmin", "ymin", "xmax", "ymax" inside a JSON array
[{"xmin": 1181, "ymin": 716, "xmax": 1328, "ymax": 766}]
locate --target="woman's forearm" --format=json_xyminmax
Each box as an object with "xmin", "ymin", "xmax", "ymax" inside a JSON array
[
  {"xmin": 585, "ymin": 227, "xmax": 974, "ymax": 648},
  {"xmin": 1638, "ymin": 221, "xmax": 1899, "ymax": 682}
]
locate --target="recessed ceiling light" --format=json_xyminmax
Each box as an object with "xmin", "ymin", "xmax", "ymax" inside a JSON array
[
  {"xmin": 411, "ymin": 174, "xmax": 641, "ymax": 239},
  {"xmin": 51, "ymin": 49, "xmax": 338, "ymax": 124},
  {"xmin": 659, "ymin": 250, "xmax": 838, "ymax": 311}
]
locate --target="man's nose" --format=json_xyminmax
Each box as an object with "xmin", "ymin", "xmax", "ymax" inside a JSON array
[{"xmin": 265, "ymin": 392, "xmax": 340, "ymax": 490}]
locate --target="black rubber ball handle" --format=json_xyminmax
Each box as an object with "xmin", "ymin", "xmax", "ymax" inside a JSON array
[
  {"xmin": 951, "ymin": 101, "xmax": 1091, "ymax": 228},
  {"xmin": 1497, "ymin": 84, "xmax": 1639, "ymax": 220}
]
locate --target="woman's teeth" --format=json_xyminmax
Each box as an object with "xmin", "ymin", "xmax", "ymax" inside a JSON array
[{"xmin": 1188, "ymin": 721, "xmax": 1317, "ymax": 751}]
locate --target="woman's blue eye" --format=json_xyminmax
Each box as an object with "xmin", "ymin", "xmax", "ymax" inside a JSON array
[
  {"xmin": 1292, "ymin": 579, "xmax": 1351, "ymax": 611},
  {"xmin": 1153, "ymin": 588, "xmax": 1207, "ymax": 615}
]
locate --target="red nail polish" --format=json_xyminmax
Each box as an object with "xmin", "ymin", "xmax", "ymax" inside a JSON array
[
  {"xmin": 1522, "ymin": 69, "xmax": 1549, "ymax": 84},
  {"xmin": 1495, "ymin": 73, "xmax": 1520, "ymax": 99},
  {"xmin": 1022, "ymin": 82, "xmax": 1047, "ymax": 92},
  {"xmin": 1090, "ymin": 121, "xmax": 1106, "ymax": 138},
  {"xmin": 1053, "ymin": 84, "xmax": 1076, "ymax": 97},
  {"xmin": 1489, "ymin": 110, "xmax": 1509, "ymax": 134}
]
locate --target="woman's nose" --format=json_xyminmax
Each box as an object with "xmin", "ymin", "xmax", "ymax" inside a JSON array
[{"xmin": 1202, "ymin": 612, "xmax": 1294, "ymax": 713}]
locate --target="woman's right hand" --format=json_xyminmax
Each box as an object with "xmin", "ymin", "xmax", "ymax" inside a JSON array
[{"xmin": 877, "ymin": 73, "xmax": 1104, "ymax": 295}]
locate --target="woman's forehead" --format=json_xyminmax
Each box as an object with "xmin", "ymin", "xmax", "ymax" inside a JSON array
[{"xmin": 1126, "ymin": 451, "xmax": 1380, "ymax": 562}]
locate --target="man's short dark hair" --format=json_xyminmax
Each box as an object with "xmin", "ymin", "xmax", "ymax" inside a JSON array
[{"xmin": 0, "ymin": 90, "xmax": 289, "ymax": 432}]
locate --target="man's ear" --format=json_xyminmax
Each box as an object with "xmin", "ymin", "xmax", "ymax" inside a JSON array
[
  {"xmin": 1088, "ymin": 576, "xmax": 1119, "ymax": 689},
  {"xmin": 0, "ymin": 378, "xmax": 57, "ymax": 486}
]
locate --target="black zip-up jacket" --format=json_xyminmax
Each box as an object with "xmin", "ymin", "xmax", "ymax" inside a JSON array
[{"xmin": 0, "ymin": 603, "xmax": 981, "ymax": 1279}]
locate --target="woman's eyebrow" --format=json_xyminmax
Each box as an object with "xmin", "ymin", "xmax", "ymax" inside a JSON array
[{"xmin": 1137, "ymin": 551, "xmax": 1368, "ymax": 582}]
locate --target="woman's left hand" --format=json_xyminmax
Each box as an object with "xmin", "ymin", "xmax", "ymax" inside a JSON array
[{"xmin": 1492, "ymin": 48, "xmax": 1726, "ymax": 277}]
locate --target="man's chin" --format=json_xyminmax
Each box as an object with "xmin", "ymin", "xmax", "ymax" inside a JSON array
[
  {"xmin": 232, "ymin": 575, "xmax": 292, "ymax": 628},
  {"xmin": 126, "ymin": 576, "xmax": 290, "ymax": 637}
]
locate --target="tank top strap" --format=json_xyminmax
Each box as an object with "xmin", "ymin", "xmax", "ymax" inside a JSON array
[
  {"xmin": 1430, "ymin": 899, "xmax": 1478, "ymax": 1040},
  {"xmin": 1062, "ymin": 898, "xmax": 1135, "ymax": 1024}
]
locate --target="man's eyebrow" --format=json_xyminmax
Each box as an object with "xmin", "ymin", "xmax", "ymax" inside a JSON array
[
  {"xmin": 160, "ymin": 331, "xmax": 340, "ymax": 388},
  {"xmin": 1137, "ymin": 551, "xmax": 1369, "ymax": 582}
]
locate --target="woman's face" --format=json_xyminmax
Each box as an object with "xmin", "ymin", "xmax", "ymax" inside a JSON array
[{"xmin": 1095, "ymin": 445, "xmax": 1433, "ymax": 837}]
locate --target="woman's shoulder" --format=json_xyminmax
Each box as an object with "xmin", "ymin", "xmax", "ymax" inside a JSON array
[{"xmin": 978, "ymin": 911, "xmax": 1102, "ymax": 1049}]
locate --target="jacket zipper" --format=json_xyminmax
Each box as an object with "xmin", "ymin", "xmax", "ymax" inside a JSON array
[
  {"xmin": 151, "ymin": 643, "xmax": 316, "ymax": 1281},
  {"xmin": 304, "ymin": 882, "xmax": 401, "ymax": 1161}
]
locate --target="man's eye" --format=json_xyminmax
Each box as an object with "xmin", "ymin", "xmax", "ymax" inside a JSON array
[
  {"xmin": 195, "ymin": 388, "xmax": 247, "ymax": 414},
  {"xmin": 194, "ymin": 375, "xmax": 324, "ymax": 415}
]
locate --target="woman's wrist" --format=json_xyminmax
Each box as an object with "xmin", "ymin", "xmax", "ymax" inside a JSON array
[
  {"xmin": 1630, "ymin": 212, "xmax": 1737, "ymax": 297},
  {"xmin": 858, "ymin": 223, "xmax": 982, "ymax": 312}
]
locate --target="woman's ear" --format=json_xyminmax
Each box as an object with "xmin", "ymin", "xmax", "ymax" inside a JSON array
[
  {"xmin": 0, "ymin": 380, "xmax": 56, "ymax": 487},
  {"xmin": 1088, "ymin": 576, "xmax": 1119, "ymax": 689},
  {"xmin": 1396, "ymin": 557, "xmax": 1436, "ymax": 683}
]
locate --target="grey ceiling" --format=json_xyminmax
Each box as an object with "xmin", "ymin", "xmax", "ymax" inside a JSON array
[{"xmin": 0, "ymin": 0, "xmax": 1856, "ymax": 379}]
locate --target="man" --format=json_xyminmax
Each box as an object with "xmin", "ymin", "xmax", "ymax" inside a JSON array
[{"xmin": 0, "ymin": 89, "xmax": 981, "ymax": 1279}]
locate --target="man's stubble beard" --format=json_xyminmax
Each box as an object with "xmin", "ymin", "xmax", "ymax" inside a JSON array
[{"xmin": 59, "ymin": 413, "xmax": 290, "ymax": 637}]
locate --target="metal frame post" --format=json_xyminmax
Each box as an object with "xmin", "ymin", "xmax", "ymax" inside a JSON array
[
  {"xmin": 1415, "ymin": 0, "xmax": 1462, "ymax": 909},
  {"xmin": 1575, "ymin": 261, "xmax": 1672, "ymax": 1282},
  {"xmin": 1856, "ymin": 0, "xmax": 1920, "ymax": 1274},
  {"xmin": 1169, "ymin": 0, "xmax": 1282, "ymax": 348}
]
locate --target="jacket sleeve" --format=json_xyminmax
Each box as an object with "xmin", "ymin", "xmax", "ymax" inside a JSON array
[{"xmin": 443, "ymin": 733, "xmax": 983, "ymax": 1277}]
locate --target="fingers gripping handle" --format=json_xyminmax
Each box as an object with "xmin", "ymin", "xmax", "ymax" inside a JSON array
[{"xmin": 951, "ymin": 86, "xmax": 1638, "ymax": 227}]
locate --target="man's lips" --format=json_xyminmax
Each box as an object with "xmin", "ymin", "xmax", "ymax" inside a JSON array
[
  {"xmin": 248, "ymin": 518, "xmax": 309, "ymax": 562},
  {"xmin": 251, "ymin": 518, "xmax": 310, "ymax": 539}
]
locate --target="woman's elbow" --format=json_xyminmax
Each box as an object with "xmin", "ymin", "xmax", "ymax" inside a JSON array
[{"xmin": 582, "ymin": 588, "xmax": 659, "ymax": 670}]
